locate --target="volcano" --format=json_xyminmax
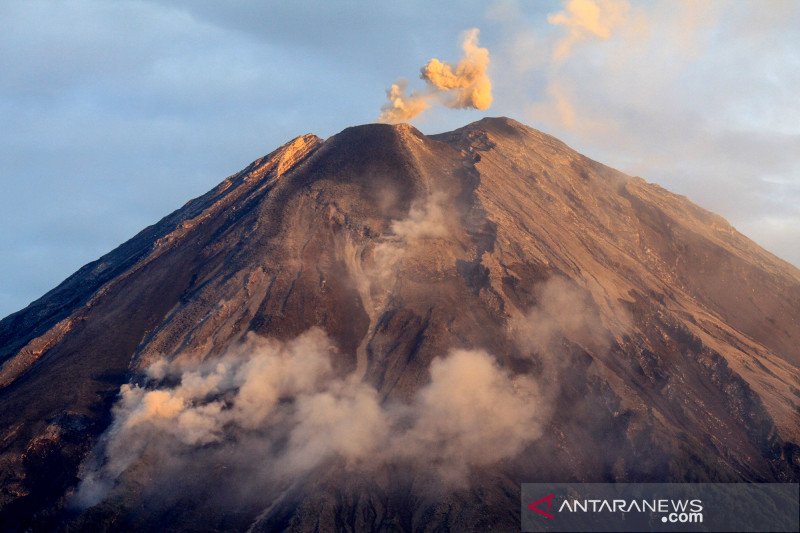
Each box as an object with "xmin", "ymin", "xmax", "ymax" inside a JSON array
[{"xmin": 1, "ymin": 117, "xmax": 798, "ymax": 531}]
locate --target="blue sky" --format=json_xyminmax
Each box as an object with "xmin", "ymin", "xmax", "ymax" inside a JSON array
[{"xmin": 1, "ymin": 0, "xmax": 798, "ymax": 318}]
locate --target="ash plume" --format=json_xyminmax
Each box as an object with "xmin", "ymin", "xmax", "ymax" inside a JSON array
[
  {"xmin": 379, "ymin": 81, "xmax": 430, "ymax": 125},
  {"xmin": 379, "ymin": 28, "xmax": 493, "ymax": 123}
]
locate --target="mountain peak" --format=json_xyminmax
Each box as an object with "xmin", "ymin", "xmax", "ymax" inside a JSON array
[
  {"xmin": 471, "ymin": 115, "xmax": 527, "ymax": 128},
  {"xmin": 330, "ymin": 121, "xmax": 426, "ymax": 145},
  {"xmin": 453, "ymin": 115, "xmax": 534, "ymax": 137},
  {"xmin": 272, "ymin": 133, "xmax": 321, "ymax": 176}
]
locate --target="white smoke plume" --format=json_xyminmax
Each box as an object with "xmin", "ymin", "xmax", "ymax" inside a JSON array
[
  {"xmin": 379, "ymin": 28, "xmax": 493, "ymax": 123},
  {"xmin": 74, "ymin": 328, "xmax": 546, "ymax": 509}
]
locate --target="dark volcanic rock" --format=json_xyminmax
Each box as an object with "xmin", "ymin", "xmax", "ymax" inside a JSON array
[{"xmin": 0, "ymin": 117, "xmax": 798, "ymax": 531}]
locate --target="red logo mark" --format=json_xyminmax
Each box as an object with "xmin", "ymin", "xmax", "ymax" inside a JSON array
[{"xmin": 528, "ymin": 493, "xmax": 555, "ymax": 519}]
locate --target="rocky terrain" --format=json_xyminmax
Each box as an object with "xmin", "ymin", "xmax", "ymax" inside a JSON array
[{"xmin": 0, "ymin": 117, "xmax": 798, "ymax": 531}]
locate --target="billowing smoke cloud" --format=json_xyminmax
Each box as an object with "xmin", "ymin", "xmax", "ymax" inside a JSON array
[
  {"xmin": 547, "ymin": 0, "xmax": 632, "ymax": 61},
  {"xmin": 421, "ymin": 28, "xmax": 493, "ymax": 110},
  {"xmin": 74, "ymin": 328, "xmax": 546, "ymax": 509},
  {"xmin": 74, "ymin": 329, "xmax": 341, "ymax": 507},
  {"xmin": 392, "ymin": 349, "xmax": 542, "ymax": 485},
  {"xmin": 379, "ymin": 28, "xmax": 493, "ymax": 123}
]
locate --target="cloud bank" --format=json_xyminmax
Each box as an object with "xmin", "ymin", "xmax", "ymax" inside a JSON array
[{"xmin": 379, "ymin": 28, "xmax": 493, "ymax": 123}]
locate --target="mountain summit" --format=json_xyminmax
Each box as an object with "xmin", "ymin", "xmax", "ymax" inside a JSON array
[{"xmin": 1, "ymin": 117, "xmax": 798, "ymax": 530}]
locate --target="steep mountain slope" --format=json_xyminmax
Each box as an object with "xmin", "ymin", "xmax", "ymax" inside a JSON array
[{"xmin": 0, "ymin": 117, "xmax": 798, "ymax": 531}]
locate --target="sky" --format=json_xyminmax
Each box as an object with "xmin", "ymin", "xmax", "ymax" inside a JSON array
[{"xmin": 1, "ymin": 0, "xmax": 798, "ymax": 318}]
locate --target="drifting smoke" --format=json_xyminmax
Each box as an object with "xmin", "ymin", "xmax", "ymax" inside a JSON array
[
  {"xmin": 379, "ymin": 28, "xmax": 493, "ymax": 123},
  {"xmin": 390, "ymin": 192, "xmax": 450, "ymax": 241},
  {"xmin": 511, "ymin": 276, "xmax": 614, "ymax": 355},
  {"xmin": 547, "ymin": 0, "xmax": 632, "ymax": 61},
  {"xmin": 75, "ymin": 328, "xmax": 545, "ymax": 509},
  {"xmin": 370, "ymin": 191, "xmax": 451, "ymax": 284}
]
